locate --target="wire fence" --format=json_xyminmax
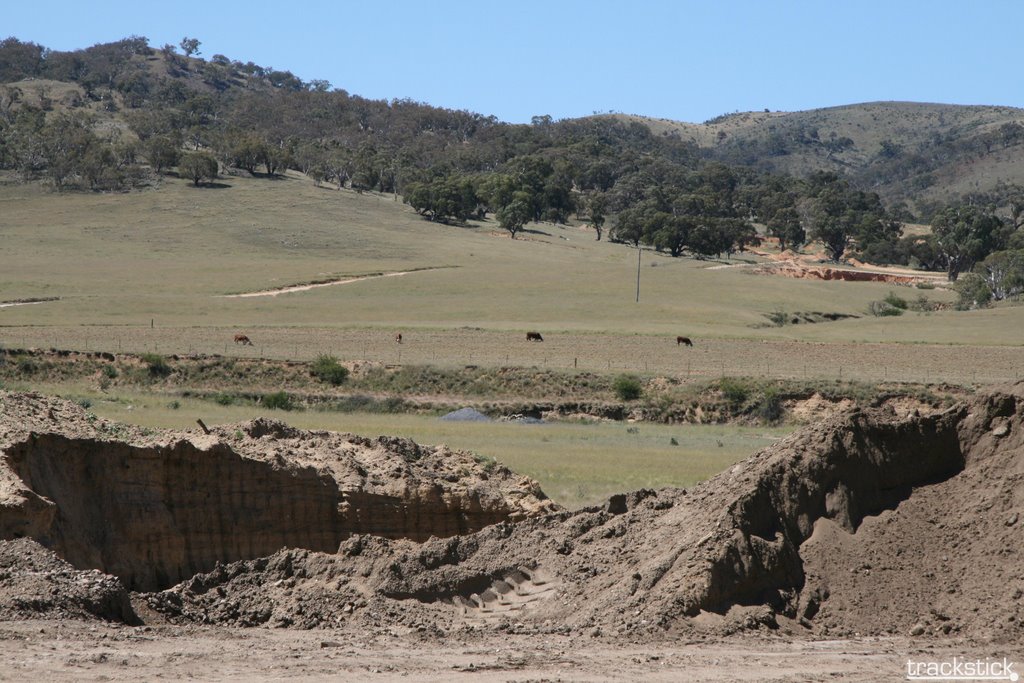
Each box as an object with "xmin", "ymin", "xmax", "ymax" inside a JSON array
[{"xmin": 2, "ymin": 326, "xmax": 1022, "ymax": 388}]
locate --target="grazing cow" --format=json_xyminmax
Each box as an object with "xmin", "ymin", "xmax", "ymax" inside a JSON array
[
  {"xmin": 526, "ymin": 331, "xmax": 544, "ymax": 342},
  {"xmin": 676, "ymin": 336, "xmax": 693, "ymax": 347},
  {"xmin": 233, "ymin": 334, "xmax": 253, "ymax": 346},
  {"xmin": 395, "ymin": 333, "xmax": 402, "ymax": 344}
]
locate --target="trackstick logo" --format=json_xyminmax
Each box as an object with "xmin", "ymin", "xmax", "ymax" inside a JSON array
[{"xmin": 906, "ymin": 657, "xmax": 1019, "ymax": 681}]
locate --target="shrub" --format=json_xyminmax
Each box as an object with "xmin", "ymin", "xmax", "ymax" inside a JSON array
[
  {"xmin": 766, "ymin": 308, "xmax": 788, "ymax": 327},
  {"xmin": 755, "ymin": 387, "xmax": 783, "ymax": 424},
  {"xmin": 140, "ymin": 353, "xmax": 171, "ymax": 377},
  {"xmin": 473, "ymin": 453, "xmax": 497, "ymax": 473},
  {"xmin": 908, "ymin": 294, "xmax": 938, "ymax": 312},
  {"xmin": 613, "ymin": 374, "xmax": 643, "ymax": 401},
  {"xmin": 178, "ymin": 151, "xmax": 219, "ymax": 186},
  {"xmin": 262, "ymin": 391, "xmax": 294, "ymax": 410},
  {"xmin": 213, "ymin": 392, "xmax": 236, "ymax": 406},
  {"xmin": 311, "ymin": 355, "xmax": 349, "ymax": 386},
  {"xmin": 16, "ymin": 356, "xmax": 37, "ymax": 375},
  {"xmin": 883, "ymin": 291, "xmax": 909, "ymax": 310},
  {"xmin": 954, "ymin": 273, "xmax": 992, "ymax": 310},
  {"xmin": 719, "ymin": 377, "xmax": 750, "ymax": 407},
  {"xmin": 868, "ymin": 300, "xmax": 904, "ymax": 317},
  {"xmin": 102, "ymin": 365, "xmax": 118, "ymax": 379}
]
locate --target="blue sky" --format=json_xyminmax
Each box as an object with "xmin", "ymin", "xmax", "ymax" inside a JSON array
[{"xmin": 4, "ymin": 1, "xmax": 1021, "ymax": 124}]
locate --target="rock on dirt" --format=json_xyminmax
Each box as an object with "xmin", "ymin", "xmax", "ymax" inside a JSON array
[{"xmin": 0, "ymin": 538, "xmax": 137, "ymax": 623}]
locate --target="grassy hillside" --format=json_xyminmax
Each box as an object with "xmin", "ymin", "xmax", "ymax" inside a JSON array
[{"xmin": 0, "ymin": 171, "xmax": 943, "ymax": 334}]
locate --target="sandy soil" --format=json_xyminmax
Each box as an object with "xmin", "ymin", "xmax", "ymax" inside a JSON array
[{"xmin": 0, "ymin": 620, "xmax": 1002, "ymax": 682}]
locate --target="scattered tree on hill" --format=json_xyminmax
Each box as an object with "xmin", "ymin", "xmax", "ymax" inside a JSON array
[
  {"xmin": 178, "ymin": 151, "xmax": 219, "ymax": 186},
  {"xmin": 496, "ymin": 195, "xmax": 532, "ymax": 238},
  {"xmin": 585, "ymin": 192, "xmax": 607, "ymax": 240},
  {"xmin": 179, "ymin": 37, "xmax": 201, "ymax": 57},
  {"xmin": 766, "ymin": 206, "xmax": 805, "ymax": 252},
  {"xmin": 930, "ymin": 205, "xmax": 1009, "ymax": 280},
  {"xmin": 976, "ymin": 249, "xmax": 1024, "ymax": 300},
  {"xmin": 405, "ymin": 175, "xmax": 479, "ymax": 223},
  {"xmin": 610, "ymin": 207, "xmax": 644, "ymax": 247},
  {"xmin": 800, "ymin": 172, "xmax": 898, "ymax": 262},
  {"xmin": 649, "ymin": 214, "xmax": 691, "ymax": 257},
  {"xmin": 144, "ymin": 135, "xmax": 180, "ymax": 174}
]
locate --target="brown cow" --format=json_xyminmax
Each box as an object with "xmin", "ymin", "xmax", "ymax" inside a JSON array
[
  {"xmin": 676, "ymin": 336, "xmax": 693, "ymax": 347},
  {"xmin": 233, "ymin": 334, "xmax": 253, "ymax": 346},
  {"xmin": 395, "ymin": 332, "xmax": 403, "ymax": 344},
  {"xmin": 526, "ymin": 331, "xmax": 544, "ymax": 342}
]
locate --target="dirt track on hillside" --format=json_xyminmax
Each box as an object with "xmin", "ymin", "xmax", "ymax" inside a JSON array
[{"xmin": 219, "ymin": 270, "xmax": 417, "ymax": 298}]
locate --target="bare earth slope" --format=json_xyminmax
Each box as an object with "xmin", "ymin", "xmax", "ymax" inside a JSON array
[
  {"xmin": 143, "ymin": 385, "xmax": 1021, "ymax": 645},
  {"xmin": 0, "ymin": 384, "xmax": 1020, "ymax": 664},
  {"xmin": 0, "ymin": 391, "xmax": 557, "ymax": 593}
]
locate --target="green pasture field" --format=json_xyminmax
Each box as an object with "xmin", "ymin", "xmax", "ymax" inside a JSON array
[
  {"xmin": 0, "ymin": 171, "xmax": 1021, "ymax": 386},
  {"xmin": 34, "ymin": 383, "xmax": 789, "ymax": 508}
]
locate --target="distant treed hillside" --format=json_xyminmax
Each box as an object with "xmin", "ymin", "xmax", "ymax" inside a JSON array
[
  {"xmin": 2, "ymin": 36, "xmax": 1024, "ymax": 297},
  {"xmin": 614, "ymin": 101, "xmax": 1024, "ymax": 214}
]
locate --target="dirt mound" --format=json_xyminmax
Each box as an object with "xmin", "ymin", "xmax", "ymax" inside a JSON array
[
  {"xmin": 0, "ymin": 391, "xmax": 558, "ymax": 591},
  {"xmin": 146, "ymin": 385, "xmax": 1023, "ymax": 644},
  {"xmin": 800, "ymin": 390, "xmax": 1024, "ymax": 642},
  {"xmin": 3, "ymin": 388, "xmax": 1022, "ymax": 645},
  {"xmin": 0, "ymin": 538, "xmax": 137, "ymax": 623}
]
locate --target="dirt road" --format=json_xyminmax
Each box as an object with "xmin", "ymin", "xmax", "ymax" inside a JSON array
[{"xmin": 0, "ymin": 620, "xmax": 1000, "ymax": 682}]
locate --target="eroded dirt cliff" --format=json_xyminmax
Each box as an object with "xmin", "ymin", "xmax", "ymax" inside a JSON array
[
  {"xmin": 0, "ymin": 392, "xmax": 557, "ymax": 592},
  {"xmin": 143, "ymin": 384, "xmax": 1022, "ymax": 644}
]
